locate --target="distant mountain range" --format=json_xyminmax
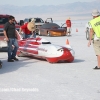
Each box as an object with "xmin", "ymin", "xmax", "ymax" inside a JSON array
[{"xmin": 0, "ymin": 0, "xmax": 100, "ymax": 21}]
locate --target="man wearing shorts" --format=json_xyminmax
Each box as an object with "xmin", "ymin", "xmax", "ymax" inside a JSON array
[{"xmin": 88, "ymin": 9, "xmax": 100, "ymax": 69}]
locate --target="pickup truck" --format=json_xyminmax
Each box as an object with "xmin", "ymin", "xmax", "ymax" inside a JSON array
[
  {"xmin": 19, "ymin": 18, "xmax": 53, "ymax": 34},
  {"xmin": 0, "ymin": 14, "xmax": 20, "ymax": 50}
]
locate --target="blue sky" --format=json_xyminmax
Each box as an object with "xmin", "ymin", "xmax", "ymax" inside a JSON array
[{"xmin": 0, "ymin": 0, "xmax": 94, "ymax": 6}]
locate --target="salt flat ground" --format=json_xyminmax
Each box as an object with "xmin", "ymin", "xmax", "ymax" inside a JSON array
[{"xmin": 0, "ymin": 23, "xmax": 100, "ymax": 100}]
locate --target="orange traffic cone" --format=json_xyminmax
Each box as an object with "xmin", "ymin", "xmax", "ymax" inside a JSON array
[
  {"xmin": 76, "ymin": 28, "xmax": 78, "ymax": 32},
  {"xmin": 66, "ymin": 39, "xmax": 69, "ymax": 45}
]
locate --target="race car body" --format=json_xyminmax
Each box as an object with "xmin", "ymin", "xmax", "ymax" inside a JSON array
[{"xmin": 16, "ymin": 32, "xmax": 75, "ymax": 63}]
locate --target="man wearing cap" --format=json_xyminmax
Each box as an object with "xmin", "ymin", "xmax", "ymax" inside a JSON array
[
  {"xmin": 19, "ymin": 18, "xmax": 36, "ymax": 39},
  {"xmin": 66, "ymin": 17, "xmax": 71, "ymax": 36},
  {"xmin": 88, "ymin": 9, "xmax": 100, "ymax": 69}
]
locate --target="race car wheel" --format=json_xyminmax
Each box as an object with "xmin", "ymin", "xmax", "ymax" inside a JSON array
[{"xmin": 86, "ymin": 28, "xmax": 89, "ymax": 40}]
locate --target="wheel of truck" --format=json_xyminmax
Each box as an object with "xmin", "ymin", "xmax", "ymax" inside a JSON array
[{"xmin": 86, "ymin": 28, "xmax": 89, "ymax": 40}]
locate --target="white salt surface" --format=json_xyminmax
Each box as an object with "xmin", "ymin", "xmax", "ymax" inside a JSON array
[{"xmin": 0, "ymin": 23, "xmax": 100, "ymax": 100}]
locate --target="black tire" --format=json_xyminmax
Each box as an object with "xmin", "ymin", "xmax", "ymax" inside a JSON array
[{"xmin": 86, "ymin": 28, "xmax": 89, "ymax": 40}]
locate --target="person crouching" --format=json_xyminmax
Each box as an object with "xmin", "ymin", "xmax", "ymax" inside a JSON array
[{"xmin": 19, "ymin": 18, "xmax": 36, "ymax": 39}]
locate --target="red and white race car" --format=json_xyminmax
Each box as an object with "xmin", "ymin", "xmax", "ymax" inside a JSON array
[{"xmin": 16, "ymin": 32, "xmax": 75, "ymax": 63}]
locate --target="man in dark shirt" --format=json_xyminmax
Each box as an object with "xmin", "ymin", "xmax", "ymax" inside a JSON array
[{"xmin": 3, "ymin": 16, "xmax": 19, "ymax": 62}]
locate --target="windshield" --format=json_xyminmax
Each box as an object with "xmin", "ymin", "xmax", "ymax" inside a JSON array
[
  {"xmin": 0, "ymin": 17, "xmax": 8, "ymax": 24},
  {"xmin": 34, "ymin": 18, "xmax": 44, "ymax": 23}
]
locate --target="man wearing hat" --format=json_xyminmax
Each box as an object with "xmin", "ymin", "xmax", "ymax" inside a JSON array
[
  {"xmin": 19, "ymin": 18, "xmax": 36, "ymax": 39},
  {"xmin": 66, "ymin": 17, "xmax": 72, "ymax": 36},
  {"xmin": 88, "ymin": 9, "xmax": 100, "ymax": 69}
]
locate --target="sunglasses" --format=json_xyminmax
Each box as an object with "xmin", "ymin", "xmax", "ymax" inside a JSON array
[{"xmin": 12, "ymin": 19, "xmax": 15, "ymax": 21}]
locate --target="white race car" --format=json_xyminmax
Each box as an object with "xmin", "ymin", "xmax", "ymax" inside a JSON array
[{"xmin": 16, "ymin": 32, "xmax": 75, "ymax": 63}]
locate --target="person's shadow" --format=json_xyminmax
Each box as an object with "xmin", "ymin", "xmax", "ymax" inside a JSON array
[
  {"xmin": 57, "ymin": 58, "xmax": 85, "ymax": 64},
  {"xmin": 0, "ymin": 57, "xmax": 85, "ymax": 74},
  {"xmin": 72, "ymin": 59, "xmax": 85, "ymax": 63},
  {"xmin": 0, "ymin": 57, "xmax": 39, "ymax": 74}
]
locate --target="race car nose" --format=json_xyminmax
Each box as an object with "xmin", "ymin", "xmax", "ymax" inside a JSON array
[{"xmin": 62, "ymin": 48, "xmax": 74, "ymax": 62}]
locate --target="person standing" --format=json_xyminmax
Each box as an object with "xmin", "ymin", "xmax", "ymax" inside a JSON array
[
  {"xmin": 66, "ymin": 17, "xmax": 72, "ymax": 36},
  {"xmin": 3, "ymin": 16, "xmax": 19, "ymax": 62},
  {"xmin": 19, "ymin": 18, "xmax": 36, "ymax": 39},
  {"xmin": 88, "ymin": 9, "xmax": 100, "ymax": 69}
]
